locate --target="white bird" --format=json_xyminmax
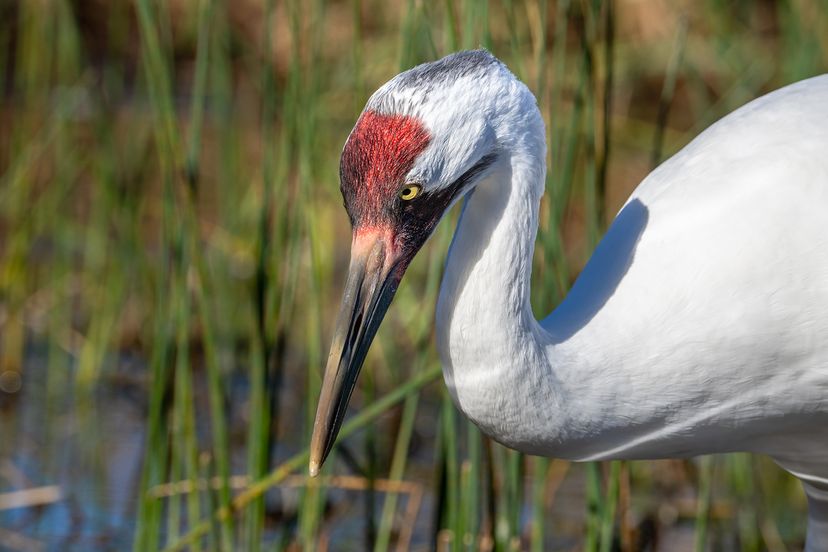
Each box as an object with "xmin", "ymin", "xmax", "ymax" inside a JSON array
[{"xmin": 309, "ymin": 50, "xmax": 828, "ymax": 550}]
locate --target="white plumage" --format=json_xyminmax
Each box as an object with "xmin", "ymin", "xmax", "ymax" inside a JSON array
[{"xmin": 311, "ymin": 50, "xmax": 828, "ymax": 549}]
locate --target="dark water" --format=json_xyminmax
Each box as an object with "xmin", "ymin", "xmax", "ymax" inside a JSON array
[
  {"xmin": 1, "ymin": 349, "xmax": 145, "ymax": 551},
  {"xmin": 0, "ymin": 347, "xmax": 448, "ymax": 550}
]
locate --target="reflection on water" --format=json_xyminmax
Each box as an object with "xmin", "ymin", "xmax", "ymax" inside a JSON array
[
  {"xmin": 1, "ymin": 348, "xmax": 145, "ymax": 550},
  {"xmin": 0, "ymin": 347, "xmax": 451, "ymax": 550}
]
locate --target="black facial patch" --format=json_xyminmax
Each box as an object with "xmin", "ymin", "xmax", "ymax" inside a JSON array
[{"xmin": 391, "ymin": 152, "xmax": 499, "ymax": 260}]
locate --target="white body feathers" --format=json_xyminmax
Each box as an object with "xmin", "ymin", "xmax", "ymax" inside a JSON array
[{"xmin": 432, "ymin": 71, "xmax": 828, "ymax": 549}]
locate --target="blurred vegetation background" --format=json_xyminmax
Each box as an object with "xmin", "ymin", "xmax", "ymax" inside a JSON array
[{"xmin": 1, "ymin": 0, "xmax": 826, "ymax": 550}]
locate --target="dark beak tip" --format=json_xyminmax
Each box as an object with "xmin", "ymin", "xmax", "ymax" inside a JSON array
[{"xmin": 310, "ymin": 231, "xmax": 405, "ymax": 481}]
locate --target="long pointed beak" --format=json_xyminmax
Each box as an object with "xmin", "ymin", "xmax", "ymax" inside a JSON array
[{"xmin": 309, "ymin": 229, "xmax": 403, "ymax": 476}]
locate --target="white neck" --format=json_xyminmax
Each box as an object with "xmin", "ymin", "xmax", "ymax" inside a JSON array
[
  {"xmin": 435, "ymin": 147, "xmax": 750, "ymax": 461},
  {"xmin": 436, "ymin": 148, "xmax": 569, "ymax": 454}
]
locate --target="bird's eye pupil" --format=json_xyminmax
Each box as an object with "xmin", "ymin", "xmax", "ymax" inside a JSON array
[{"xmin": 400, "ymin": 184, "xmax": 422, "ymax": 201}]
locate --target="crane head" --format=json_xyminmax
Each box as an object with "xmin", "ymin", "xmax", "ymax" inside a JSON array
[{"xmin": 309, "ymin": 50, "xmax": 542, "ymax": 475}]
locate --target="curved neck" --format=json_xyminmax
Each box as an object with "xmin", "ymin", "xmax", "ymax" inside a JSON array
[
  {"xmin": 434, "ymin": 146, "xmax": 752, "ymax": 461},
  {"xmin": 435, "ymin": 150, "xmax": 556, "ymax": 453},
  {"xmin": 436, "ymin": 153, "xmax": 542, "ymax": 337}
]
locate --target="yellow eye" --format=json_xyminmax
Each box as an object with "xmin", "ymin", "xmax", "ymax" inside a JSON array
[{"xmin": 399, "ymin": 184, "xmax": 422, "ymax": 201}]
